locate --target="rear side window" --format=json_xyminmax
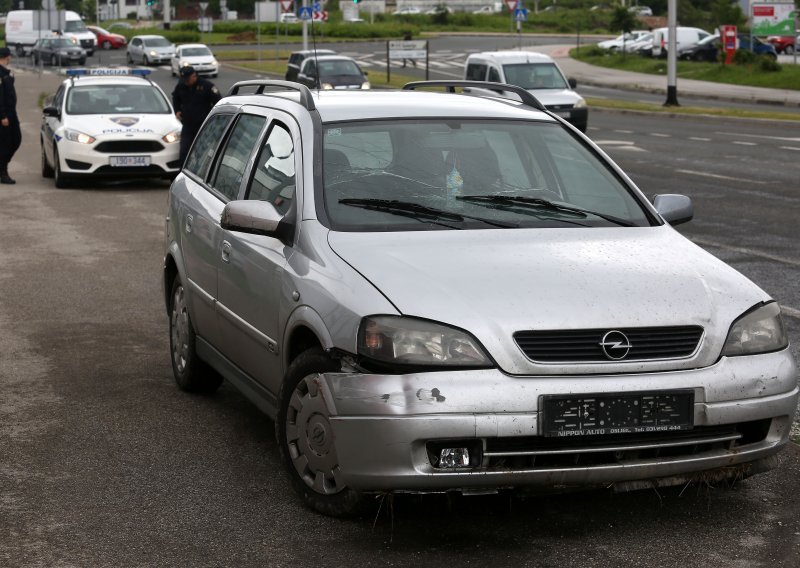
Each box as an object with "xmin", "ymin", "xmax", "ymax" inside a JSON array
[
  {"xmin": 184, "ymin": 113, "xmax": 233, "ymax": 180},
  {"xmin": 210, "ymin": 114, "xmax": 267, "ymax": 200},
  {"xmin": 465, "ymin": 63, "xmax": 487, "ymax": 81},
  {"xmin": 488, "ymin": 67, "xmax": 501, "ymax": 83}
]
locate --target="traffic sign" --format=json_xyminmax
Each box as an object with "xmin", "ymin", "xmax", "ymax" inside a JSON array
[
  {"xmin": 513, "ymin": 7, "xmax": 527, "ymax": 22},
  {"xmin": 199, "ymin": 1, "xmax": 208, "ymax": 12},
  {"xmin": 311, "ymin": 2, "xmax": 321, "ymax": 11},
  {"xmin": 504, "ymin": 0, "xmax": 518, "ymax": 11},
  {"xmin": 312, "ymin": 9, "xmax": 328, "ymax": 21},
  {"xmin": 279, "ymin": 0, "xmax": 293, "ymax": 12},
  {"xmin": 298, "ymin": 6, "xmax": 313, "ymax": 20}
]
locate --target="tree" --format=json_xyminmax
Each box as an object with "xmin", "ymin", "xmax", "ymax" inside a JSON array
[
  {"xmin": 610, "ymin": 6, "xmax": 637, "ymax": 58},
  {"xmin": 710, "ymin": 0, "xmax": 745, "ymax": 29}
]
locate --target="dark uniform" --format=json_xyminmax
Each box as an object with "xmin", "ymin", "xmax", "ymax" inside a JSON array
[
  {"xmin": 0, "ymin": 47, "xmax": 21, "ymax": 184},
  {"xmin": 172, "ymin": 67, "xmax": 221, "ymax": 165}
]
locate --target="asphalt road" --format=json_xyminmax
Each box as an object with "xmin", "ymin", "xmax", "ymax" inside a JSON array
[{"xmin": 1, "ymin": 67, "xmax": 799, "ymax": 567}]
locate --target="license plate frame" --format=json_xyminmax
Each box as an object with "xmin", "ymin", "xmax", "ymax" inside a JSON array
[
  {"xmin": 110, "ymin": 156, "xmax": 151, "ymax": 167},
  {"xmin": 555, "ymin": 111, "xmax": 572, "ymax": 118},
  {"xmin": 541, "ymin": 390, "xmax": 694, "ymax": 437}
]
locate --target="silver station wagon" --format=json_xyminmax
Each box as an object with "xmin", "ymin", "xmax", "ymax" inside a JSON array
[{"xmin": 163, "ymin": 80, "xmax": 799, "ymax": 516}]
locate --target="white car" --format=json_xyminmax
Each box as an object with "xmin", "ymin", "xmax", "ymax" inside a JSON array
[
  {"xmin": 126, "ymin": 35, "xmax": 176, "ymax": 65},
  {"xmin": 393, "ymin": 6, "xmax": 421, "ymax": 15},
  {"xmin": 40, "ymin": 68, "xmax": 182, "ymax": 188},
  {"xmin": 171, "ymin": 43, "xmax": 219, "ymax": 78},
  {"xmin": 472, "ymin": 5, "xmax": 496, "ymax": 14},
  {"xmin": 280, "ymin": 12, "xmax": 299, "ymax": 23},
  {"xmin": 597, "ymin": 30, "xmax": 650, "ymax": 50}
]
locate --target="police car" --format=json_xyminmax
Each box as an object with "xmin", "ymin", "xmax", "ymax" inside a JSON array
[{"xmin": 40, "ymin": 68, "xmax": 182, "ymax": 188}]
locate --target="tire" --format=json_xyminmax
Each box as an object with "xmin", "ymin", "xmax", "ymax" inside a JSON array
[
  {"xmin": 785, "ymin": 45, "xmax": 794, "ymax": 55},
  {"xmin": 41, "ymin": 140, "xmax": 54, "ymax": 178},
  {"xmin": 168, "ymin": 276, "xmax": 223, "ymax": 393},
  {"xmin": 53, "ymin": 147, "xmax": 70, "ymax": 189},
  {"xmin": 143, "ymin": 54, "xmax": 150, "ymax": 66},
  {"xmin": 126, "ymin": 52, "xmax": 133, "ymax": 64},
  {"xmin": 79, "ymin": 58, "xmax": 86, "ymax": 65},
  {"xmin": 33, "ymin": 54, "xmax": 38, "ymax": 65},
  {"xmin": 277, "ymin": 347, "xmax": 363, "ymax": 517},
  {"xmin": 87, "ymin": 50, "xmax": 94, "ymax": 56},
  {"xmin": 103, "ymin": 41, "xmax": 111, "ymax": 50}
]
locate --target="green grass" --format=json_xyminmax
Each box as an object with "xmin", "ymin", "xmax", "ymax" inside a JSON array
[
  {"xmin": 572, "ymin": 47, "xmax": 800, "ymax": 91},
  {"xmin": 585, "ymin": 97, "xmax": 800, "ymax": 122}
]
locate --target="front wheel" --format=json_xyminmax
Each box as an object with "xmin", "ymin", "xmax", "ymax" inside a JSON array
[
  {"xmin": 785, "ymin": 45, "xmax": 794, "ymax": 55},
  {"xmin": 126, "ymin": 52, "xmax": 133, "ymax": 64},
  {"xmin": 277, "ymin": 348, "xmax": 363, "ymax": 517},
  {"xmin": 169, "ymin": 276, "xmax": 223, "ymax": 393}
]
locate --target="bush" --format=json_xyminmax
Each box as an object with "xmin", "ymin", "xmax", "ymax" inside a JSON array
[
  {"xmin": 758, "ymin": 56, "xmax": 781, "ymax": 72},
  {"xmin": 732, "ymin": 49, "xmax": 757, "ymax": 65},
  {"xmin": 126, "ymin": 11, "xmax": 138, "ymax": 19}
]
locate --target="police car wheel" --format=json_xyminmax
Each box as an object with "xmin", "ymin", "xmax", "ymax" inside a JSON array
[
  {"xmin": 53, "ymin": 148, "xmax": 70, "ymax": 189},
  {"xmin": 41, "ymin": 140, "xmax": 54, "ymax": 179}
]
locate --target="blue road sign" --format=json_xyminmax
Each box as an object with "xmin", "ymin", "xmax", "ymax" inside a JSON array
[
  {"xmin": 513, "ymin": 7, "xmax": 527, "ymax": 22},
  {"xmin": 311, "ymin": 2, "xmax": 321, "ymax": 12},
  {"xmin": 298, "ymin": 6, "xmax": 313, "ymax": 20}
]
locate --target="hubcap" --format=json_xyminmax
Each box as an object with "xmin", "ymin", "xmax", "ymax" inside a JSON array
[
  {"xmin": 285, "ymin": 375, "xmax": 345, "ymax": 495},
  {"xmin": 170, "ymin": 285, "xmax": 190, "ymax": 373}
]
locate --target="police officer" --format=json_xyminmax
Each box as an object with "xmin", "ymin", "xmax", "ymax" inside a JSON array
[
  {"xmin": 172, "ymin": 66, "xmax": 221, "ymax": 165},
  {"xmin": 0, "ymin": 46, "xmax": 21, "ymax": 185}
]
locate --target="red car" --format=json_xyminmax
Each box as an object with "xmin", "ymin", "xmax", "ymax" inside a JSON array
[
  {"xmin": 766, "ymin": 35, "xmax": 798, "ymax": 54},
  {"xmin": 87, "ymin": 26, "xmax": 127, "ymax": 50}
]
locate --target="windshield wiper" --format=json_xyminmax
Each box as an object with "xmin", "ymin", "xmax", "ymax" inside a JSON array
[
  {"xmin": 339, "ymin": 198, "xmax": 515, "ymax": 229},
  {"xmin": 458, "ymin": 195, "xmax": 636, "ymax": 227}
]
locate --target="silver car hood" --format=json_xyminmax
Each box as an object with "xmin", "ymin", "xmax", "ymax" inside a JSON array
[{"xmin": 328, "ymin": 226, "xmax": 769, "ymax": 375}]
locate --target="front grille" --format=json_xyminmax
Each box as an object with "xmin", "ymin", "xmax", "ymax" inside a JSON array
[
  {"xmin": 80, "ymin": 39, "xmax": 93, "ymax": 48},
  {"xmin": 514, "ymin": 326, "xmax": 704, "ymax": 363},
  {"xmin": 94, "ymin": 141, "xmax": 164, "ymax": 153}
]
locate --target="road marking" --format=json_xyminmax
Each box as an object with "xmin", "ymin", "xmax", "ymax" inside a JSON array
[
  {"xmin": 595, "ymin": 140, "xmax": 635, "ymax": 145},
  {"xmin": 780, "ymin": 146, "xmax": 800, "ymax": 151},
  {"xmin": 691, "ymin": 236, "xmax": 800, "ymax": 268},
  {"xmin": 689, "ymin": 137, "xmax": 711, "ymax": 141},
  {"xmin": 614, "ymin": 129, "xmax": 633, "ymax": 133},
  {"xmin": 733, "ymin": 141, "xmax": 757, "ymax": 146},
  {"xmin": 650, "ymin": 133, "xmax": 670, "ymax": 137},
  {"xmin": 675, "ymin": 169, "xmax": 767, "ymax": 185},
  {"xmin": 716, "ymin": 131, "xmax": 800, "ymax": 142}
]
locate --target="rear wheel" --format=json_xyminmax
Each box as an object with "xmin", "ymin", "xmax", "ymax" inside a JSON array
[
  {"xmin": 786, "ymin": 45, "xmax": 794, "ymax": 55},
  {"xmin": 277, "ymin": 348, "xmax": 363, "ymax": 517},
  {"xmin": 169, "ymin": 276, "xmax": 223, "ymax": 393},
  {"xmin": 103, "ymin": 40, "xmax": 111, "ymax": 50},
  {"xmin": 41, "ymin": 139, "xmax": 54, "ymax": 178}
]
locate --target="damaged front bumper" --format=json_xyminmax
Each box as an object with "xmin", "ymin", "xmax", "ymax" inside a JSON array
[{"xmin": 318, "ymin": 349, "xmax": 799, "ymax": 493}]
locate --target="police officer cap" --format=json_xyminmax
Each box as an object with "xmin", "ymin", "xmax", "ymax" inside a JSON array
[
  {"xmin": 180, "ymin": 66, "xmax": 196, "ymax": 78},
  {"xmin": 0, "ymin": 47, "xmax": 11, "ymax": 58}
]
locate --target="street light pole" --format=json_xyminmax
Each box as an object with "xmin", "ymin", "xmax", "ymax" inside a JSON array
[{"xmin": 664, "ymin": 0, "xmax": 679, "ymax": 106}]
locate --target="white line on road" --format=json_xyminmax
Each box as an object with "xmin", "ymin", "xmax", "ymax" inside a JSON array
[
  {"xmin": 780, "ymin": 146, "xmax": 800, "ymax": 151},
  {"xmin": 691, "ymin": 236, "xmax": 800, "ymax": 268},
  {"xmin": 650, "ymin": 133, "xmax": 670, "ymax": 137},
  {"xmin": 675, "ymin": 169, "xmax": 767, "ymax": 185},
  {"xmin": 614, "ymin": 129, "xmax": 633, "ymax": 133},
  {"xmin": 716, "ymin": 131, "xmax": 800, "ymax": 143},
  {"xmin": 689, "ymin": 137, "xmax": 712, "ymax": 141},
  {"xmin": 595, "ymin": 140, "xmax": 636, "ymax": 145},
  {"xmin": 733, "ymin": 141, "xmax": 757, "ymax": 146}
]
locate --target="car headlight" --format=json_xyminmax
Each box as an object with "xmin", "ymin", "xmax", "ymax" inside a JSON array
[
  {"xmin": 211, "ymin": 58, "xmax": 218, "ymax": 65},
  {"xmin": 321, "ymin": 83, "xmax": 334, "ymax": 90},
  {"xmin": 181, "ymin": 61, "xmax": 191, "ymax": 67},
  {"xmin": 162, "ymin": 130, "xmax": 181, "ymax": 144},
  {"xmin": 361, "ymin": 81, "xmax": 371, "ymax": 90},
  {"xmin": 63, "ymin": 128, "xmax": 95, "ymax": 144},
  {"xmin": 573, "ymin": 97, "xmax": 587, "ymax": 108},
  {"xmin": 149, "ymin": 50, "xmax": 157, "ymax": 56},
  {"xmin": 722, "ymin": 302, "xmax": 788, "ymax": 357},
  {"xmin": 358, "ymin": 316, "xmax": 492, "ymax": 368}
]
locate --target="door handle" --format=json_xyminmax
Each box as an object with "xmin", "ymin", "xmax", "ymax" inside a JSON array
[
  {"xmin": 221, "ymin": 240, "xmax": 232, "ymax": 263},
  {"xmin": 185, "ymin": 214, "xmax": 193, "ymax": 234}
]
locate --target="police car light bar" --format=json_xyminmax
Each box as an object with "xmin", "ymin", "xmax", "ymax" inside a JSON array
[{"xmin": 65, "ymin": 68, "xmax": 152, "ymax": 77}]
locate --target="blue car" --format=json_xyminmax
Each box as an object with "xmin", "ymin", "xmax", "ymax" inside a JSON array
[{"xmin": 680, "ymin": 33, "xmax": 778, "ymax": 61}]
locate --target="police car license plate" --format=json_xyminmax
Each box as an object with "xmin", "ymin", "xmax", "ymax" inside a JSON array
[
  {"xmin": 555, "ymin": 111, "xmax": 572, "ymax": 118},
  {"xmin": 110, "ymin": 156, "xmax": 151, "ymax": 167}
]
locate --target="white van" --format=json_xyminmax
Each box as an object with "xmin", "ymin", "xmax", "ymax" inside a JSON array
[
  {"xmin": 651, "ymin": 26, "xmax": 711, "ymax": 58},
  {"xmin": 464, "ymin": 51, "xmax": 588, "ymax": 132},
  {"xmin": 5, "ymin": 10, "xmax": 96, "ymax": 56}
]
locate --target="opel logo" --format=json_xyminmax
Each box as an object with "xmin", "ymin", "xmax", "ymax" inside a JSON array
[{"xmin": 599, "ymin": 330, "xmax": 632, "ymax": 360}]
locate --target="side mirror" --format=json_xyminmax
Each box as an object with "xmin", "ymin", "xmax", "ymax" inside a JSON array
[
  {"xmin": 363, "ymin": 70, "xmax": 369, "ymax": 76},
  {"xmin": 43, "ymin": 106, "xmax": 60, "ymax": 118},
  {"xmin": 221, "ymin": 200, "xmax": 287, "ymax": 239},
  {"xmin": 568, "ymin": 78, "xmax": 577, "ymax": 89},
  {"xmin": 653, "ymin": 194, "xmax": 693, "ymax": 226}
]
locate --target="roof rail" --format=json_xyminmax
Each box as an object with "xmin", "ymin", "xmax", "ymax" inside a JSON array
[
  {"xmin": 226, "ymin": 80, "xmax": 316, "ymax": 111},
  {"xmin": 402, "ymin": 80, "xmax": 546, "ymax": 112}
]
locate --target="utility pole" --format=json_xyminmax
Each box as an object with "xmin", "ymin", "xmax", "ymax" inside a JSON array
[
  {"xmin": 302, "ymin": 0, "xmax": 308, "ymax": 50},
  {"xmin": 664, "ymin": 0, "xmax": 679, "ymax": 106},
  {"xmin": 163, "ymin": 0, "xmax": 171, "ymax": 29}
]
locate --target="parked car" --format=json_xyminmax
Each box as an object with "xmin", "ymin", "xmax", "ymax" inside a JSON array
[
  {"xmin": 623, "ymin": 32, "xmax": 653, "ymax": 55},
  {"xmin": 171, "ymin": 43, "xmax": 218, "ymax": 77},
  {"xmin": 296, "ymin": 55, "xmax": 369, "ymax": 90},
  {"xmin": 279, "ymin": 12, "xmax": 299, "ymax": 23},
  {"xmin": 597, "ymin": 30, "xmax": 650, "ymax": 50},
  {"xmin": 107, "ymin": 22, "xmax": 134, "ymax": 31},
  {"xmin": 163, "ymin": 78, "xmax": 798, "ymax": 517},
  {"xmin": 5, "ymin": 9, "xmax": 96, "ymax": 55},
  {"xmin": 679, "ymin": 34, "xmax": 778, "ymax": 62},
  {"xmin": 87, "ymin": 25, "xmax": 127, "ymax": 50},
  {"xmin": 393, "ymin": 6, "xmax": 422, "ymax": 15},
  {"xmin": 472, "ymin": 5, "xmax": 496, "ymax": 14},
  {"xmin": 464, "ymin": 51, "xmax": 588, "ymax": 132},
  {"xmin": 31, "ymin": 37, "xmax": 87, "ymax": 66},
  {"xmin": 285, "ymin": 48, "xmax": 337, "ymax": 82},
  {"xmin": 629, "ymin": 5, "xmax": 653, "ymax": 16},
  {"xmin": 767, "ymin": 34, "xmax": 798, "ymax": 54},
  {"xmin": 126, "ymin": 35, "xmax": 176, "ymax": 66},
  {"xmin": 652, "ymin": 26, "xmax": 712, "ymax": 57}
]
